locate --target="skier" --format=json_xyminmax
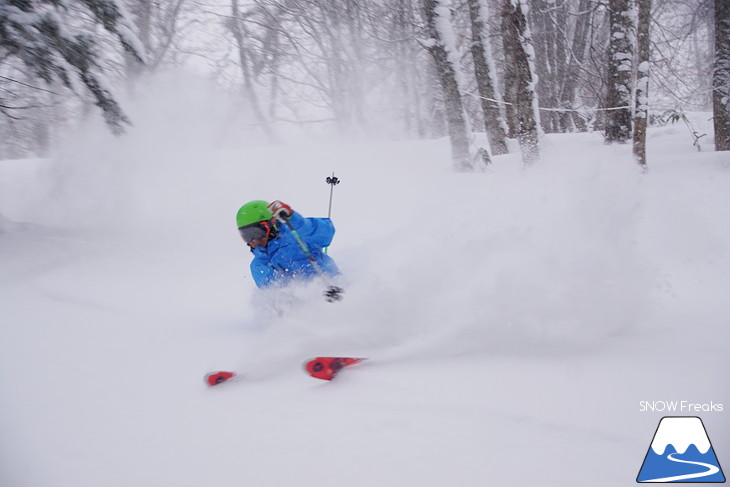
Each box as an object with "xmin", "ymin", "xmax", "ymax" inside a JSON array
[{"xmin": 236, "ymin": 200, "xmax": 341, "ymax": 290}]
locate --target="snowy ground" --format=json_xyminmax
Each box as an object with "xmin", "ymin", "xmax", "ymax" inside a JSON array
[{"xmin": 1, "ymin": 94, "xmax": 729, "ymax": 486}]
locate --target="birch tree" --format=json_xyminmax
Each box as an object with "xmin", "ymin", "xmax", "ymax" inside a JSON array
[
  {"xmin": 559, "ymin": 0, "xmax": 593, "ymax": 132},
  {"xmin": 530, "ymin": 0, "xmax": 561, "ymax": 133},
  {"xmin": 714, "ymin": 0, "xmax": 730, "ymax": 151},
  {"xmin": 422, "ymin": 0, "xmax": 474, "ymax": 171},
  {"xmin": 633, "ymin": 0, "xmax": 651, "ymax": 165},
  {"xmin": 467, "ymin": 0, "xmax": 508, "ymax": 156},
  {"xmin": 501, "ymin": 0, "xmax": 540, "ymax": 164},
  {"xmin": 604, "ymin": 0, "xmax": 633, "ymax": 143}
]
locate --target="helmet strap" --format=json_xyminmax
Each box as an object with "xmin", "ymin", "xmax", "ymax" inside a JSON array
[{"xmin": 261, "ymin": 222, "xmax": 279, "ymax": 240}]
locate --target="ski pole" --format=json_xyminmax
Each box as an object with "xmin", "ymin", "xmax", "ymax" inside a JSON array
[
  {"xmin": 324, "ymin": 173, "xmax": 339, "ymax": 254},
  {"xmin": 276, "ymin": 214, "xmax": 344, "ymax": 303},
  {"xmin": 326, "ymin": 172, "xmax": 339, "ymax": 219}
]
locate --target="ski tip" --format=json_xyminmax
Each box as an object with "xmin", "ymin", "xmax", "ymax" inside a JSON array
[
  {"xmin": 204, "ymin": 371, "xmax": 236, "ymax": 387},
  {"xmin": 303, "ymin": 357, "xmax": 367, "ymax": 381}
]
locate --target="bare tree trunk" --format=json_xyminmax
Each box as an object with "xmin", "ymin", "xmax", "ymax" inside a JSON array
[
  {"xmin": 552, "ymin": 2, "xmax": 569, "ymax": 130},
  {"xmin": 559, "ymin": 0, "xmax": 592, "ymax": 133},
  {"xmin": 714, "ymin": 0, "xmax": 730, "ymax": 150},
  {"xmin": 605, "ymin": 0, "xmax": 633, "ymax": 143},
  {"xmin": 422, "ymin": 0, "xmax": 474, "ymax": 171},
  {"xmin": 501, "ymin": 0, "xmax": 540, "ymax": 164},
  {"xmin": 468, "ymin": 0, "xmax": 508, "ymax": 156},
  {"xmin": 531, "ymin": 0, "xmax": 560, "ymax": 133},
  {"xmin": 633, "ymin": 0, "xmax": 651, "ymax": 166}
]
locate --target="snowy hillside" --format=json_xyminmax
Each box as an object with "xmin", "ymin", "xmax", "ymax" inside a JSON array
[{"xmin": 1, "ymin": 88, "xmax": 729, "ymax": 486}]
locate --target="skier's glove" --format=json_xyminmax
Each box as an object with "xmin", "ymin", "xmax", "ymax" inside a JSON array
[
  {"xmin": 267, "ymin": 200, "xmax": 293, "ymax": 219},
  {"xmin": 324, "ymin": 285, "xmax": 344, "ymax": 303}
]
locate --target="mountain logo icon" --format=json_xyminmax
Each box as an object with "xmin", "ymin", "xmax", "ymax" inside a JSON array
[{"xmin": 637, "ymin": 416, "xmax": 726, "ymax": 483}]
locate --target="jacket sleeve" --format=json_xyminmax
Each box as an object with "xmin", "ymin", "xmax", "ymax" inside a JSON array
[
  {"xmin": 286, "ymin": 211, "xmax": 335, "ymax": 249},
  {"xmin": 250, "ymin": 257, "xmax": 276, "ymax": 288}
]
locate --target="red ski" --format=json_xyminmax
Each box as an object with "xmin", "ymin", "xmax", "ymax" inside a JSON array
[
  {"xmin": 205, "ymin": 371, "xmax": 236, "ymax": 386},
  {"xmin": 304, "ymin": 357, "xmax": 366, "ymax": 381}
]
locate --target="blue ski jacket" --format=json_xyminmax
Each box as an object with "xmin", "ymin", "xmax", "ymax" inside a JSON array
[{"xmin": 249, "ymin": 211, "xmax": 340, "ymax": 288}]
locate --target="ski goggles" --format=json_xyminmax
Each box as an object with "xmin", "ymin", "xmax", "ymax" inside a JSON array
[{"xmin": 238, "ymin": 222, "xmax": 269, "ymax": 244}]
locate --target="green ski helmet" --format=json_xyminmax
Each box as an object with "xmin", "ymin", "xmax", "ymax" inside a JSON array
[{"xmin": 236, "ymin": 200, "xmax": 272, "ymax": 228}]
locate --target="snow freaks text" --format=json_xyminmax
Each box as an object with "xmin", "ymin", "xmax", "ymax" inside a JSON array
[{"xmin": 639, "ymin": 401, "xmax": 724, "ymax": 413}]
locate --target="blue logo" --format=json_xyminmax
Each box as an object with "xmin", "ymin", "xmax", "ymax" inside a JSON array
[{"xmin": 637, "ymin": 416, "xmax": 725, "ymax": 483}]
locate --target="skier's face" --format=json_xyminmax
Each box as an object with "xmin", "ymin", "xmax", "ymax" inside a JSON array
[
  {"xmin": 240, "ymin": 221, "xmax": 272, "ymax": 249},
  {"xmin": 248, "ymin": 234, "xmax": 269, "ymax": 249}
]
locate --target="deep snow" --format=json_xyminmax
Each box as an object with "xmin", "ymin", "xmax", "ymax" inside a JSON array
[{"xmin": 1, "ymin": 84, "xmax": 729, "ymax": 486}]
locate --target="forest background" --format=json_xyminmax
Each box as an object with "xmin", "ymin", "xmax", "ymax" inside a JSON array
[{"xmin": 1, "ymin": 0, "xmax": 729, "ymax": 166}]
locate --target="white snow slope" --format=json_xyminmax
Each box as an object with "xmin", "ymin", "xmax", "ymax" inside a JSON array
[{"xmin": 1, "ymin": 85, "xmax": 729, "ymax": 486}]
